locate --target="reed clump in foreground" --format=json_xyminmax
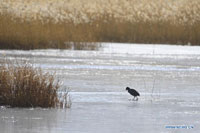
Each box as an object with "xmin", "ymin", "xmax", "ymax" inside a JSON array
[
  {"xmin": 0, "ymin": 0, "xmax": 200, "ymax": 49},
  {"xmin": 0, "ymin": 60, "xmax": 61, "ymax": 108}
]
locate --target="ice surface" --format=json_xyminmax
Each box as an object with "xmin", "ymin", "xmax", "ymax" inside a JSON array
[{"xmin": 0, "ymin": 43, "xmax": 200, "ymax": 133}]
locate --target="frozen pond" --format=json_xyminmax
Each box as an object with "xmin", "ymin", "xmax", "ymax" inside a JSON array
[{"xmin": 0, "ymin": 43, "xmax": 200, "ymax": 132}]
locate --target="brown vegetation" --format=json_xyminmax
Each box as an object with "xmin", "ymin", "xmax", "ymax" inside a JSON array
[
  {"xmin": 0, "ymin": 0, "xmax": 200, "ymax": 49},
  {"xmin": 0, "ymin": 60, "xmax": 60, "ymax": 108}
]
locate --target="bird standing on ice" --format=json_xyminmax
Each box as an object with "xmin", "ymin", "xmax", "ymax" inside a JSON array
[{"xmin": 126, "ymin": 87, "xmax": 140, "ymax": 101}]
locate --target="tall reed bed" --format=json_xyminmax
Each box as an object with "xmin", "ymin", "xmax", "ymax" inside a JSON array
[
  {"xmin": 0, "ymin": 0, "xmax": 200, "ymax": 49},
  {"xmin": 0, "ymin": 59, "xmax": 62, "ymax": 108},
  {"xmin": 0, "ymin": 14, "xmax": 99, "ymax": 50}
]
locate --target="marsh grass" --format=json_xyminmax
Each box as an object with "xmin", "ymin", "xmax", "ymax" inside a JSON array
[
  {"xmin": 0, "ymin": 14, "xmax": 99, "ymax": 50},
  {"xmin": 0, "ymin": 59, "xmax": 60, "ymax": 108},
  {"xmin": 1, "ymin": 0, "xmax": 200, "ymax": 49},
  {"xmin": 1, "ymin": 14, "xmax": 200, "ymax": 50}
]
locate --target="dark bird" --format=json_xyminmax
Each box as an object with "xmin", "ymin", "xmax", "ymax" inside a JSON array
[{"xmin": 126, "ymin": 87, "xmax": 140, "ymax": 101}]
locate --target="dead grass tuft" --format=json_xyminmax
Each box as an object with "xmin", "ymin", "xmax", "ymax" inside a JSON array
[{"xmin": 0, "ymin": 59, "xmax": 60, "ymax": 108}]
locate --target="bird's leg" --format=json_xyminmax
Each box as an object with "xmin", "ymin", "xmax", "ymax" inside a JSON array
[
  {"xmin": 132, "ymin": 97, "xmax": 135, "ymax": 101},
  {"xmin": 132, "ymin": 96, "xmax": 136, "ymax": 101},
  {"xmin": 135, "ymin": 97, "xmax": 138, "ymax": 101}
]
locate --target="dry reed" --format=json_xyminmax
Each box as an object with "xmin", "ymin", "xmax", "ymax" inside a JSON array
[
  {"xmin": 0, "ymin": 59, "xmax": 60, "ymax": 108},
  {"xmin": 0, "ymin": 0, "xmax": 200, "ymax": 49}
]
